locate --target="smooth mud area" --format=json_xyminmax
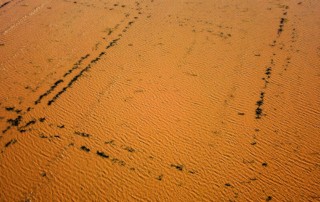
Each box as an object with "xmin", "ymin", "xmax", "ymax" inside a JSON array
[{"xmin": 0, "ymin": 0, "xmax": 320, "ymax": 201}]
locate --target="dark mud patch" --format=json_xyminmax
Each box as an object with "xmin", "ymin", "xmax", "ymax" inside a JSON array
[
  {"xmin": 5, "ymin": 106, "xmax": 22, "ymax": 114},
  {"xmin": 156, "ymin": 174, "xmax": 163, "ymax": 181},
  {"xmin": 80, "ymin": 146, "xmax": 90, "ymax": 152},
  {"xmin": 75, "ymin": 131, "xmax": 91, "ymax": 138},
  {"xmin": 5, "ymin": 139, "xmax": 17, "ymax": 148},
  {"xmin": 171, "ymin": 164, "xmax": 184, "ymax": 171},
  {"xmin": 255, "ymin": 92, "xmax": 265, "ymax": 119},
  {"xmin": 266, "ymin": 196, "xmax": 273, "ymax": 201},
  {"xmin": 123, "ymin": 146, "xmax": 135, "ymax": 153},
  {"xmin": 105, "ymin": 140, "xmax": 115, "ymax": 145},
  {"xmin": 111, "ymin": 158, "xmax": 126, "ymax": 166},
  {"xmin": 225, "ymin": 183, "xmax": 231, "ymax": 187},
  {"xmin": 97, "ymin": 151, "xmax": 109, "ymax": 158},
  {"xmin": 7, "ymin": 116, "xmax": 22, "ymax": 127}
]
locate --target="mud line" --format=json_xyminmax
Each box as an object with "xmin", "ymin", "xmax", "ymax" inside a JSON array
[
  {"xmin": 62, "ymin": 54, "xmax": 91, "ymax": 78},
  {"xmin": 71, "ymin": 128, "xmax": 196, "ymax": 183},
  {"xmin": 251, "ymin": 5, "xmax": 297, "ymax": 199},
  {"xmin": 254, "ymin": 5, "xmax": 289, "ymax": 119},
  {"xmin": 34, "ymin": 54, "xmax": 90, "ymax": 105},
  {"xmin": 0, "ymin": 0, "xmax": 12, "ymax": 9},
  {"xmin": 47, "ymin": 41, "xmax": 116, "ymax": 106},
  {"xmin": 34, "ymin": 80, "xmax": 64, "ymax": 105},
  {"xmin": 0, "ymin": 10, "xmax": 139, "ymax": 135}
]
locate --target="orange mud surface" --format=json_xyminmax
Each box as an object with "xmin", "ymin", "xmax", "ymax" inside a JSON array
[{"xmin": 0, "ymin": 0, "xmax": 320, "ymax": 201}]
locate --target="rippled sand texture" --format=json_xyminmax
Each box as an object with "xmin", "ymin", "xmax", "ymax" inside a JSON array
[{"xmin": 1, "ymin": 0, "xmax": 320, "ymax": 201}]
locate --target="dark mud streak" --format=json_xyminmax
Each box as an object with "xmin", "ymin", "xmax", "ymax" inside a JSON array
[
  {"xmin": 63, "ymin": 54, "xmax": 90, "ymax": 77},
  {"xmin": 15, "ymin": 119, "xmax": 37, "ymax": 133},
  {"xmin": 97, "ymin": 151, "xmax": 109, "ymax": 158},
  {"xmin": 35, "ymin": 80, "xmax": 64, "ymax": 105},
  {"xmin": 47, "ymin": 51, "xmax": 108, "ymax": 105},
  {"xmin": 105, "ymin": 38, "xmax": 120, "ymax": 49},
  {"xmin": 171, "ymin": 164, "xmax": 184, "ymax": 171},
  {"xmin": 80, "ymin": 146, "xmax": 90, "ymax": 152},
  {"xmin": 48, "ymin": 37, "xmax": 124, "ymax": 105},
  {"xmin": 4, "ymin": 139, "xmax": 17, "ymax": 147},
  {"xmin": 75, "ymin": 131, "xmax": 91, "ymax": 137},
  {"xmin": 277, "ymin": 17, "xmax": 287, "ymax": 36},
  {"xmin": 40, "ymin": 134, "xmax": 60, "ymax": 139},
  {"xmin": 111, "ymin": 158, "xmax": 126, "ymax": 166},
  {"xmin": 5, "ymin": 106, "xmax": 22, "ymax": 114},
  {"xmin": 124, "ymin": 146, "xmax": 135, "ymax": 153},
  {"xmin": 2, "ymin": 126, "xmax": 11, "ymax": 134},
  {"xmin": 19, "ymin": 119, "xmax": 36, "ymax": 129},
  {"xmin": 5, "ymin": 107, "xmax": 14, "ymax": 111},
  {"xmin": 0, "ymin": 1, "xmax": 12, "ymax": 9},
  {"xmin": 35, "ymin": 54, "xmax": 90, "ymax": 105}
]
